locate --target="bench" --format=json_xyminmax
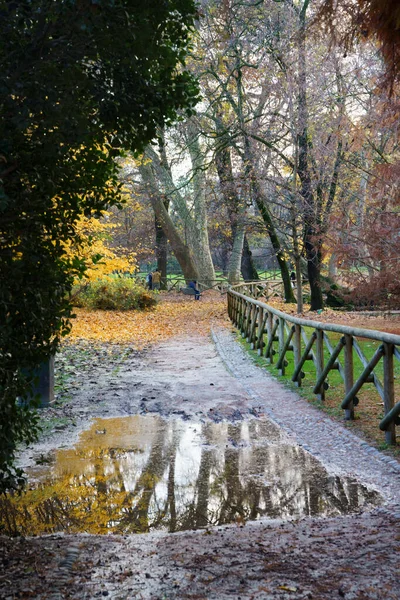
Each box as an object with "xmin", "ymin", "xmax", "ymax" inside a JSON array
[{"xmin": 180, "ymin": 287, "xmax": 202, "ymax": 299}]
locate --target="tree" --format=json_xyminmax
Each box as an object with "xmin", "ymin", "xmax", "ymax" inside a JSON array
[
  {"xmin": 0, "ymin": 0, "xmax": 199, "ymax": 490},
  {"xmin": 320, "ymin": 0, "xmax": 400, "ymax": 89},
  {"xmin": 142, "ymin": 122, "xmax": 216, "ymax": 286}
]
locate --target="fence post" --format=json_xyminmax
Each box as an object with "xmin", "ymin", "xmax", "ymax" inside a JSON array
[
  {"xmin": 241, "ymin": 301, "xmax": 249, "ymax": 337},
  {"xmin": 239, "ymin": 297, "xmax": 245, "ymax": 330},
  {"xmin": 344, "ymin": 334, "xmax": 354, "ymax": 420},
  {"xmin": 383, "ymin": 342, "xmax": 396, "ymax": 445},
  {"xmin": 246, "ymin": 302, "xmax": 254, "ymax": 341},
  {"xmin": 315, "ymin": 329, "xmax": 325, "ymax": 401},
  {"xmin": 293, "ymin": 324, "xmax": 302, "ymax": 386},
  {"xmin": 249, "ymin": 306, "xmax": 258, "ymax": 348},
  {"xmin": 257, "ymin": 307, "xmax": 264, "ymax": 354},
  {"xmin": 278, "ymin": 318, "xmax": 285, "ymax": 356}
]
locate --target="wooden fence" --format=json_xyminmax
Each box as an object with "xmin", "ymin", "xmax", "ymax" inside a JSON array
[
  {"xmin": 227, "ymin": 282, "xmax": 400, "ymax": 445},
  {"xmin": 143, "ymin": 272, "xmax": 283, "ymax": 293}
]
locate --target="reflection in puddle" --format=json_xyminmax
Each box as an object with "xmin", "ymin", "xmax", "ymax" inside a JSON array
[{"xmin": 1, "ymin": 416, "xmax": 381, "ymax": 535}]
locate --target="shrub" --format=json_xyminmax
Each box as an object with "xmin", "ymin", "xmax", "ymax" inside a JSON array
[{"xmin": 72, "ymin": 277, "xmax": 157, "ymax": 310}]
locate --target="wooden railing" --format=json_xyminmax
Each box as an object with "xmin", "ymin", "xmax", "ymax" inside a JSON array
[
  {"xmin": 227, "ymin": 283, "xmax": 400, "ymax": 445},
  {"xmin": 145, "ymin": 272, "xmax": 283, "ymax": 293}
]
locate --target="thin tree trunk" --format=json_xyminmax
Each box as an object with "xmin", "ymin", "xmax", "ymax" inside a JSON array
[
  {"xmin": 253, "ymin": 188, "xmax": 296, "ymax": 303},
  {"xmin": 228, "ymin": 219, "xmax": 245, "ymax": 284},
  {"xmin": 155, "ymin": 213, "xmax": 168, "ymax": 289},
  {"xmin": 297, "ymin": 0, "xmax": 323, "ymax": 310},
  {"xmin": 185, "ymin": 120, "xmax": 216, "ymax": 286},
  {"xmin": 241, "ymin": 234, "xmax": 259, "ymax": 281}
]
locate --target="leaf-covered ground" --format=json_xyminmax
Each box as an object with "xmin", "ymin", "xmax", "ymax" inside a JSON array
[{"xmin": 69, "ymin": 291, "xmax": 228, "ymax": 346}]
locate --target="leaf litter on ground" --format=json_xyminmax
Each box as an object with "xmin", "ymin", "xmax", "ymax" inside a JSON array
[{"xmin": 68, "ymin": 291, "xmax": 228, "ymax": 347}]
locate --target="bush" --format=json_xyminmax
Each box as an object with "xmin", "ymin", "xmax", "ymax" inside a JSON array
[{"xmin": 72, "ymin": 277, "xmax": 157, "ymax": 310}]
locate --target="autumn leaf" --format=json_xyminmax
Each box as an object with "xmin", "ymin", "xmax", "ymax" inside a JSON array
[{"xmin": 68, "ymin": 291, "xmax": 229, "ymax": 347}]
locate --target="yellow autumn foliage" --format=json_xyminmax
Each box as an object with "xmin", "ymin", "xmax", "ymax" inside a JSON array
[{"xmin": 63, "ymin": 213, "xmax": 137, "ymax": 282}]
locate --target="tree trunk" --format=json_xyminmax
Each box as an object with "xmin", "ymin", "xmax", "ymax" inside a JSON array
[
  {"xmin": 151, "ymin": 195, "xmax": 199, "ymax": 282},
  {"xmin": 295, "ymin": 255, "xmax": 304, "ymax": 313},
  {"xmin": 241, "ymin": 234, "xmax": 259, "ymax": 281},
  {"xmin": 139, "ymin": 163, "xmax": 199, "ymax": 282},
  {"xmin": 228, "ymin": 219, "xmax": 245, "ymax": 284},
  {"xmin": 328, "ymin": 252, "xmax": 338, "ymax": 280},
  {"xmin": 185, "ymin": 120, "xmax": 216, "ymax": 286},
  {"xmin": 155, "ymin": 213, "xmax": 168, "ymax": 289},
  {"xmin": 214, "ymin": 126, "xmax": 258, "ymax": 284},
  {"xmin": 253, "ymin": 188, "xmax": 296, "ymax": 303},
  {"xmin": 297, "ymin": 0, "xmax": 323, "ymax": 310}
]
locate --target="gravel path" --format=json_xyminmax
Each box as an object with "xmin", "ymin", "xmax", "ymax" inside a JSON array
[
  {"xmin": 212, "ymin": 327, "xmax": 400, "ymax": 513},
  {"xmin": 1, "ymin": 328, "xmax": 400, "ymax": 600}
]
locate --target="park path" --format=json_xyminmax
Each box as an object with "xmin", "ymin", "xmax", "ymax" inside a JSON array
[{"xmin": 2, "ymin": 325, "xmax": 400, "ymax": 599}]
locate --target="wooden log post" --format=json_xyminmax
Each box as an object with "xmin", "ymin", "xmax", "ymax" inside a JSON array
[
  {"xmin": 383, "ymin": 342, "xmax": 396, "ymax": 445},
  {"xmin": 239, "ymin": 299, "xmax": 244, "ymax": 333},
  {"xmin": 344, "ymin": 334, "xmax": 354, "ymax": 420},
  {"xmin": 267, "ymin": 311, "xmax": 273, "ymax": 345},
  {"xmin": 258, "ymin": 310, "xmax": 268, "ymax": 356},
  {"xmin": 236, "ymin": 297, "xmax": 241, "ymax": 328},
  {"xmin": 265, "ymin": 319, "xmax": 279, "ymax": 364},
  {"xmin": 278, "ymin": 317, "xmax": 285, "ymax": 358},
  {"xmin": 313, "ymin": 337, "xmax": 345, "ymax": 395},
  {"xmin": 239, "ymin": 297, "xmax": 245, "ymax": 330},
  {"xmin": 241, "ymin": 301, "xmax": 250, "ymax": 337},
  {"xmin": 247, "ymin": 302, "xmax": 255, "ymax": 340},
  {"xmin": 315, "ymin": 329, "xmax": 325, "ymax": 401},
  {"xmin": 257, "ymin": 307, "xmax": 264, "ymax": 354},
  {"xmin": 246, "ymin": 303, "xmax": 255, "ymax": 342},
  {"xmin": 293, "ymin": 324, "xmax": 302, "ymax": 387},
  {"xmin": 249, "ymin": 306, "xmax": 259, "ymax": 348},
  {"xmin": 292, "ymin": 332, "xmax": 317, "ymax": 383},
  {"xmin": 276, "ymin": 325, "xmax": 295, "ymax": 376}
]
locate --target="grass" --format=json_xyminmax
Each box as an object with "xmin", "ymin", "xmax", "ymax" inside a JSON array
[{"xmin": 236, "ymin": 330, "xmax": 400, "ymax": 459}]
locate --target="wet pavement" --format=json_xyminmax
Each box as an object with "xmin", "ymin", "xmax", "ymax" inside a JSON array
[
  {"xmin": 1, "ymin": 328, "xmax": 400, "ymax": 600},
  {"xmin": 2, "ymin": 415, "xmax": 381, "ymax": 536}
]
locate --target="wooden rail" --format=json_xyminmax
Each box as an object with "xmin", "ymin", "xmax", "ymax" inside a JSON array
[
  {"xmin": 143, "ymin": 272, "xmax": 283, "ymax": 293},
  {"xmin": 227, "ymin": 283, "xmax": 400, "ymax": 445}
]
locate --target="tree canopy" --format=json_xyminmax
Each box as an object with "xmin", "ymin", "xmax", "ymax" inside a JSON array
[{"xmin": 0, "ymin": 0, "xmax": 199, "ymax": 490}]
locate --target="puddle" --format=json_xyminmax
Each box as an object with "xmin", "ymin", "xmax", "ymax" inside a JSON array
[{"xmin": 1, "ymin": 415, "xmax": 381, "ymax": 536}]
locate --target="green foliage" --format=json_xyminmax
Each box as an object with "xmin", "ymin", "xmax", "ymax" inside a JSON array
[
  {"xmin": 0, "ymin": 0, "xmax": 199, "ymax": 491},
  {"xmin": 73, "ymin": 278, "xmax": 157, "ymax": 311}
]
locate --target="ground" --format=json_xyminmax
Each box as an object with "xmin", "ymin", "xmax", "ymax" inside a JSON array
[{"xmin": 1, "ymin": 293, "xmax": 400, "ymax": 599}]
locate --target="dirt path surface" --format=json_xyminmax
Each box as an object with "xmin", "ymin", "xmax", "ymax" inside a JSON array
[{"xmin": 2, "ymin": 325, "xmax": 400, "ymax": 599}]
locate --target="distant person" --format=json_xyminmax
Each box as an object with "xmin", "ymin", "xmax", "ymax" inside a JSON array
[
  {"xmin": 290, "ymin": 271, "xmax": 296, "ymax": 288},
  {"xmin": 145, "ymin": 272, "xmax": 152, "ymax": 290},
  {"xmin": 152, "ymin": 270, "xmax": 161, "ymax": 290},
  {"xmin": 189, "ymin": 280, "xmax": 200, "ymax": 300}
]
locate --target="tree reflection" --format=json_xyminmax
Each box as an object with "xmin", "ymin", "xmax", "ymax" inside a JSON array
[{"xmin": 0, "ymin": 416, "xmax": 381, "ymax": 536}]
